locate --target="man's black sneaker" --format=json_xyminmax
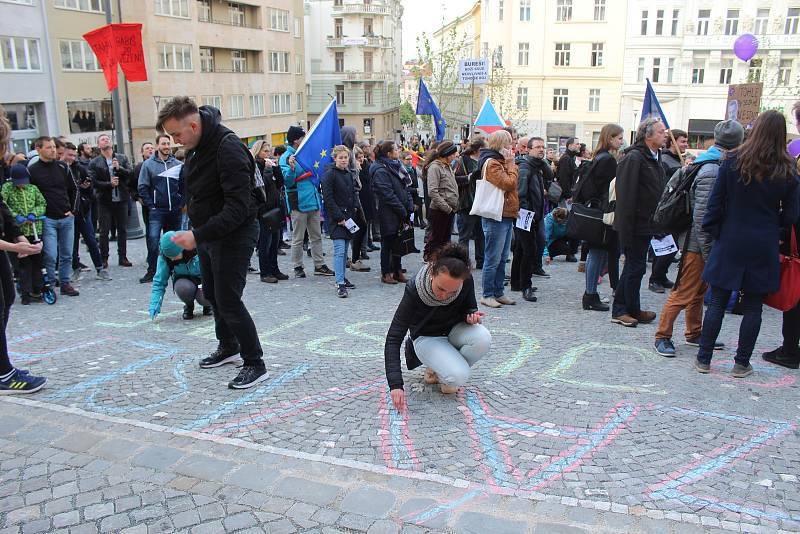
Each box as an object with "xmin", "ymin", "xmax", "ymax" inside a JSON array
[
  {"xmin": 648, "ymin": 281, "xmax": 666, "ymax": 294},
  {"xmin": 20, "ymin": 294, "xmax": 31, "ymax": 305},
  {"xmin": 294, "ymin": 267, "xmax": 307, "ymax": 278},
  {"xmin": 199, "ymin": 345, "xmax": 241, "ymax": 368},
  {"xmin": 182, "ymin": 304, "xmax": 194, "ymax": 320},
  {"xmin": 337, "ymin": 284, "xmax": 349, "ymax": 298},
  {"xmin": 274, "ymin": 271, "xmax": 289, "ymax": 281},
  {"xmin": 0, "ymin": 368, "xmax": 47, "ymax": 395},
  {"xmin": 344, "ymin": 278, "xmax": 355, "ymax": 289},
  {"xmin": 77, "ymin": 262, "xmax": 89, "ymax": 271},
  {"xmin": 139, "ymin": 271, "xmax": 154, "ymax": 284},
  {"xmin": 660, "ymin": 278, "xmax": 675, "ymax": 289},
  {"xmin": 565, "ymin": 255, "xmax": 578, "ymax": 263},
  {"xmin": 522, "ymin": 288, "xmax": 538, "ymax": 302},
  {"xmin": 279, "ymin": 240, "xmax": 291, "ymax": 250},
  {"xmin": 229, "ymin": 366, "xmax": 269, "ymax": 389},
  {"xmin": 532, "ymin": 268, "xmax": 550, "ymax": 278},
  {"xmin": 202, "ymin": 306, "xmax": 213, "ymax": 316},
  {"xmin": 314, "ymin": 265, "xmax": 334, "ymax": 276}
]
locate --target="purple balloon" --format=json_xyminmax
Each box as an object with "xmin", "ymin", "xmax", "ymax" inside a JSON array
[
  {"xmin": 733, "ymin": 34, "xmax": 759, "ymax": 62},
  {"xmin": 788, "ymin": 139, "xmax": 800, "ymax": 159}
]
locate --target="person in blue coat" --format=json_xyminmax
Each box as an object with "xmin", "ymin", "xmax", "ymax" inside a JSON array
[
  {"xmin": 149, "ymin": 231, "xmax": 212, "ymax": 320},
  {"xmin": 694, "ymin": 110, "xmax": 800, "ymax": 378}
]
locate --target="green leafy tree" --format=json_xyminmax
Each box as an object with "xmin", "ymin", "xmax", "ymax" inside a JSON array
[{"xmin": 400, "ymin": 101, "xmax": 416, "ymax": 126}]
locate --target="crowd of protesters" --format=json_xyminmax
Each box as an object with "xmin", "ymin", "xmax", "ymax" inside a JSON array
[{"xmin": 0, "ymin": 97, "xmax": 798, "ymax": 400}]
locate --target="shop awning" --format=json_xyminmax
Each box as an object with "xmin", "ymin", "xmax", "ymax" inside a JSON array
[{"xmin": 687, "ymin": 119, "xmax": 719, "ymax": 136}]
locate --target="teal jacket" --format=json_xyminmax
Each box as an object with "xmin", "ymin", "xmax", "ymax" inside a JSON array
[
  {"xmin": 280, "ymin": 146, "xmax": 321, "ymax": 212},
  {"xmin": 148, "ymin": 253, "xmax": 202, "ymax": 317},
  {"xmin": 543, "ymin": 212, "xmax": 568, "ymax": 257}
]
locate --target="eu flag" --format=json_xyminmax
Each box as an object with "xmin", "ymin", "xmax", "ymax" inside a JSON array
[
  {"xmin": 295, "ymin": 98, "xmax": 342, "ymax": 185},
  {"xmin": 640, "ymin": 79, "xmax": 670, "ymax": 130},
  {"xmin": 416, "ymin": 79, "xmax": 446, "ymax": 142}
]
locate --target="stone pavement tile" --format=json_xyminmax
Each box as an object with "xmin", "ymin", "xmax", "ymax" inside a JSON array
[
  {"xmin": 0, "ymin": 527, "xmax": 20, "ymax": 534},
  {"xmin": 366, "ymin": 520, "xmax": 400, "ymax": 534},
  {"xmin": 131, "ymin": 445, "xmax": 185, "ymax": 470},
  {"xmin": 52, "ymin": 511, "xmax": 80, "ymax": 529},
  {"xmin": 83, "ymin": 502, "xmax": 114, "ymax": 521},
  {"xmin": 98, "ymin": 513, "xmax": 132, "ymax": 533},
  {"xmin": 397, "ymin": 498, "xmax": 448, "ymax": 529},
  {"xmin": 146, "ymin": 517, "xmax": 174, "ymax": 533},
  {"xmin": 69, "ymin": 523, "xmax": 100, "ymax": 534},
  {"xmin": 52, "ymin": 432, "xmax": 105, "ymax": 454},
  {"xmin": 189, "ymin": 520, "xmax": 224, "ymax": 534},
  {"xmin": 337, "ymin": 513, "xmax": 373, "ymax": 532},
  {"xmin": 114, "ymin": 495, "xmax": 142, "ymax": 513},
  {"xmin": 170, "ymin": 509, "xmax": 201, "ymax": 530},
  {"xmin": 601, "ymin": 511, "xmax": 639, "ymax": 533},
  {"xmin": 311, "ymin": 508, "xmax": 341, "ymax": 526},
  {"xmin": 274, "ymin": 477, "xmax": 342, "ymax": 506},
  {"xmin": 263, "ymin": 519, "xmax": 297, "ymax": 534},
  {"xmin": 340, "ymin": 487, "xmax": 396, "ymax": 518},
  {"xmin": 173, "ymin": 455, "xmax": 236, "ymax": 483},
  {"xmin": 222, "ymin": 511, "xmax": 259, "ymax": 531},
  {"xmin": 20, "ymin": 520, "xmax": 51, "ymax": 534},
  {"xmin": 454, "ymin": 512, "xmax": 529, "ymax": 534},
  {"xmin": 4, "ymin": 505, "xmax": 41, "ymax": 525},
  {"xmin": 225, "ymin": 464, "xmax": 281, "ymax": 491},
  {"xmin": 196, "ymin": 503, "xmax": 225, "ymax": 521},
  {"xmin": 531, "ymin": 522, "xmax": 589, "ymax": 534},
  {"xmin": 91, "ymin": 438, "xmax": 143, "ymax": 462}
]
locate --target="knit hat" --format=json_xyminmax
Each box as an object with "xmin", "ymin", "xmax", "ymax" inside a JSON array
[
  {"xmin": 10, "ymin": 164, "xmax": 30, "ymax": 186},
  {"xmin": 160, "ymin": 231, "xmax": 184, "ymax": 258},
  {"xmin": 287, "ymin": 126, "xmax": 306, "ymax": 145},
  {"xmin": 437, "ymin": 141, "xmax": 458, "ymax": 158},
  {"xmin": 714, "ymin": 120, "xmax": 745, "ymax": 150}
]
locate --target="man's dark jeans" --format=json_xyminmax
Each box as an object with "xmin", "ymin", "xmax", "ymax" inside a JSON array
[
  {"xmin": 146, "ymin": 207, "xmax": 182, "ymax": 273},
  {"xmin": 256, "ymin": 218, "xmax": 280, "ymax": 276},
  {"xmin": 197, "ymin": 220, "xmax": 264, "ymax": 367},
  {"xmin": 511, "ymin": 226, "xmax": 537, "ymax": 290},
  {"xmin": 650, "ymin": 251, "xmax": 676, "ymax": 284},
  {"xmin": 98, "ymin": 201, "xmax": 127, "ymax": 261},
  {"xmin": 72, "ymin": 212, "xmax": 102, "ymax": 270},
  {"xmin": 698, "ymin": 286, "xmax": 765, "ymax": 366},
  {"xmin": 613, "ymin": 235, "xmax": 650, "ymax": 317}
]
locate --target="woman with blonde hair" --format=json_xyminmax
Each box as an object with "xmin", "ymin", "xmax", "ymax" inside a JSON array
[
  {"xmin": 250, "ymin": 140, "xmax": 286, "ymax": 283},
  {"xmin": 476, "ymin": 130, "xmax": 519, "ymax": 308}
]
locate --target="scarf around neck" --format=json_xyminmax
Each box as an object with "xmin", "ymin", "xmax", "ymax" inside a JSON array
[{"xmin": 414, "ymin": 263, "xmax": 461, "ymax": 307}]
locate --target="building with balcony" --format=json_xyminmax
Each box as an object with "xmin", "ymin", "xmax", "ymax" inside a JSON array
[
  {"xmin": 620, "ymin": 0, "xmax": 800, "ymax": 147},
  {"xmin": 304, "ymin": 0, "xmax": 403, "ymax": 142}
]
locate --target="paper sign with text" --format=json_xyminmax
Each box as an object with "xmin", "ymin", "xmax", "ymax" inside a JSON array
[
  {"xmin": 516, "ymin": 209, "xmax": 535, "ymax": 232},
  {"xmin": 651, "ymin": 235, "xmax": 678, "ymax": 256}
]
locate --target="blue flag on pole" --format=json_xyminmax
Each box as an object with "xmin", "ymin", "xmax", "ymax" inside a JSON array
[
  {"xmin": 640, "ymin": 79, "xmax": 670, "ymax": 130},
  {"xmin": 416, "ymin": 79, "xmax": 446, "ymax": 142},
  {"xmin": 295, "ymin": 98, "xmax": 342, "ymax": 185}
]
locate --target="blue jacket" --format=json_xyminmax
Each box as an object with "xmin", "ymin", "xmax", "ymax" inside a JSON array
[
  {"xmin": 280, "ymin": 146, "xmax": 321, "ymax": 213},
  {"xmin": 542, "ymin": 212, "xmax": 568, "ymax": 257},
  {"xmin": 702, "ymin": 156, "xmax": 799, "ymax": 294},
  {"xmin": 137, "ymin": 153, "xmax": 183, "ymax": 211},
  {"xmin": 148, "ymin": 253, "xmax": 203, "ymax": 317}
]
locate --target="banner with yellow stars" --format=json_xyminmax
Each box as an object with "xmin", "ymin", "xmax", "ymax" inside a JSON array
[{"xmin": 295, "ymin": 98, "xmax": 343, "ymax": 184}]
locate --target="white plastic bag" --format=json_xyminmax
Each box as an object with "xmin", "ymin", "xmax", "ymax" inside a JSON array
[{"xmin": 469, "ymin": 160, "xmax": 504, "ymax": 222}]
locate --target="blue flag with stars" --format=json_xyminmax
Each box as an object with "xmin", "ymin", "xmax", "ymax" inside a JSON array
[
  {"xmin": 295, "ymin": 98, "xmax": 342, "ymax": 185},
  {"xmin": 416, "ymin": 79, "xmax": 445, "ymax": 142},
  {"xmin": 640, "ymin": 79, "xmax": 670, "ymax": 130}
]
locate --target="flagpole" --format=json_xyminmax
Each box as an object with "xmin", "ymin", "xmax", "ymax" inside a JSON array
[
  {"xmin": 668, "ymin": 130, "xmax": 685, "ymax": 167},
  {"xmin": 104, "ymin": 0, "xmax": 125, "ymax": 156}
]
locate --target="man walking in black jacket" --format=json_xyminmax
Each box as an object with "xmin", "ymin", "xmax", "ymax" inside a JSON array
[
  {"xmin": 157, "ymin": 97, "xmax": 267, "ymax": 389},
  {"xmin": 555, "ymin": 137, "xmax": 580, "ymax": 204},
  {"xmin": 612, "ymin": 117, "xmax": 667, "ymax": 327}
]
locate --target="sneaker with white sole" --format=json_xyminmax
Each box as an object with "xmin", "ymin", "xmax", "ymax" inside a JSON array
[
  {"xmin": 496, "ymin": 295, "xmax": 516, "ymax": 305},
  {"xmin": 96, "ymin": 269, "xmax": 112, "ymax": 281},
  {"xmin": 480, "ymin": 297, "xmax": 502, "ymax": 308},
  {"xmin": 228, "ymin": 366, "xmax": 269, "ymax": 389},
  {"xmin": 199, "ymin": 345, "xmax": 241, "ymax": 368},
  {"xmin": 0, "ymin": 368, "xmax": 46, "ymax": 395}
]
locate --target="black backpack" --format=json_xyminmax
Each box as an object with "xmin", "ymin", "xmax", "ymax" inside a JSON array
[{"xmin": 652, "ymin": 160, "xmax": 718, "ymax": 235}]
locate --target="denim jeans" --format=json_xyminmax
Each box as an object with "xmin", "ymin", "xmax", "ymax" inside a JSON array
[
  {"xmin": 43, "ymin": 216, "xmax": 74, "ymax": 285},
  {"xmin": 146, "ymin": 208, "xmax": 182, "ymax": 273},
  {"xmin": 332, "ymin": 238, "xmax": 350, "ymax": 285},
  {"xmin": 698, "ymin": 286, "xmax": 765, "ymax": 366},
  {"xmin": 256, "ymin": 219, "xmax": 280, "ymax": 276},
  {"xmin": 585, "ymin": 248, "xmax": 608, "ymax": 295},
  {"xmin": 72, "ymin": 212, "xmax": 102, "ymax": 270},
  {"xmin": 612, "ymin": 235, "xmax": 650, "ymax": 317},
  {"xmin": 413, "ymin": 323, "xmax": 491, "ymax": 387},
  {"xmin": 481, "ymin": 217, "xmax": 513, "ymax": 298}
]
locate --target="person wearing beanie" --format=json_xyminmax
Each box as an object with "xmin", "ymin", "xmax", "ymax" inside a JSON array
[
  {"xmin": 422, "ymin": 140, "xmax": 459, "ymax": 261},
  {"xmin": 149, "ymin": 231, "xmax": 211, "ymax": 321},
  {"xmin": 653, "ymin": 119, "xmax": 745, "ymax": 358}
]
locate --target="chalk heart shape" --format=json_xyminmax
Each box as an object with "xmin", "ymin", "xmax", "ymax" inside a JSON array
[{"xmin": 545, "ymin": 342, "xmax": 667, "ymax": 395}]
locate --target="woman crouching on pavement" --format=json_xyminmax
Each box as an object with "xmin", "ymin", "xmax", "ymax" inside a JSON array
[
  {"xmin": 149, "ymin": 231, "xmax": 212, "ymax": 320},
  {"xmin": 384, "ymin": 243, "xmax": 491, "ymax": 411}
]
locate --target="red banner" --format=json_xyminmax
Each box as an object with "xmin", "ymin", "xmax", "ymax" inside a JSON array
[{"xmin": 83, "ymin": 23, "xmax": 147, "ymax": 91}]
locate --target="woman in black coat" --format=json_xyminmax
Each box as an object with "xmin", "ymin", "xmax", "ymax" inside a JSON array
[
  {"xmin": 370, "ymin": 141, "xmax": 414, "ymax": 285},
  {"xmin": 251, "ymin": 141, "xmax": 286, "ymax": 283},
  {"xmin": 321, "ymin": 146, "xmax": 362, "ymax": 297},
  {"xmin": 695, "ymin": 111, "xmax": 800, "ymax": 378}
]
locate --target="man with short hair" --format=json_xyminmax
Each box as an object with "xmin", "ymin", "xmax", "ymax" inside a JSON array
[
  {"xmin": 88, "ymin": 133, "xmax": 134, "ymax": 268},
  {"xmin": 27, "ymin": 137, "xmax": 80, "ymax": 296},
  {"xmin": 555, "ymin": 137, "xmax": 580, "ymax": 203},
  {"xmin": 134, "ymin": 142, "xmax": 156, "ymax": 239},
  {"xmin": 138, "ymin": 134, "xmax": 183, "ymax": 283},
  {"xmin": 157, "ymin": 96, "xmax": 268, "ymax": 389},
  {"xmin": 612, "ymin": 118, "xmax": 667, "ymax": 327},
  {"xmin": 61, "ymin": 142, "xmax": 110, "ymax": 281},
  {"xmin": 515, "ymin": 136, "xmax": 529, "ymax": 158}
]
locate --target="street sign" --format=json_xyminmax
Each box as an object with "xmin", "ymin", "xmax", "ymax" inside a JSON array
[
  {"xmin": 726, "ymin": 83, "xmax": 763, "ymax": 128},
  {"xmin": 458, "ymin": 59, "xmax": 489, "ymax": 85}
]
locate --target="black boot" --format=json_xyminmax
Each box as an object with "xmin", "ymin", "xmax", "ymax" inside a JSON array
[
  {"xmin": 522, "ymin": 288, "xmax": 538, "ymax": 302},
  {"xmin": 182, "ymin": 303, "xmax": 195, "ymax": 320},
  {"xmin": 202, "ymin": 306, "xmax": 213, "ymax": 316},
  {"xmin": 762, "ymin": 346, "xmax": 800, "ymax": 369},
  {"xmin": 582, "ymin": 292, "xmax": 609, "ymax": 311}
]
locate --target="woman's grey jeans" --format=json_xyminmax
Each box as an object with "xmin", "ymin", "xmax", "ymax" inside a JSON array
[
  {"xmin": 174, "ymin": 278, "xmax": 210, "ymax": 307},
  {"xmin": 413, "ymin": 323, "xmax": 491, "ymax": 387}
]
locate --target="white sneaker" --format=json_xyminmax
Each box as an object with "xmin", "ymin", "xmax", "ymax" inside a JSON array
[
  {"xmin": 600, "ymin": 295, "xmax": 610, "ymax": 304},
  {"xmin": 96, "ymin": 269, "xmax": 112, "ymax": 281},
  {"xmin": 480, "ymin": 297, "xmax": 502, "ymax": 308},
  {"xmin": 496, "ymin": 295, "xmax": 516, "ymax": 305}
]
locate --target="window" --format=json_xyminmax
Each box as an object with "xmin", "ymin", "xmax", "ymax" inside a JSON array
[
  {"xmin": 0, "ymin": 37, "xmax": 39, "ymax": 72},
  {"xmin": 493, "ymin": 46, "xmax": 503, "ymax": 67},
  {"xmin": 498, "ymin": 0, "xmax": 503, "ymax": 21},
  {"xmin": 519, "ymin": 0, "xmax": 530, "ymax": 21},
  {"xmin": 335, "ymin": 85, "xmax": 345, "ymax": 105},
  {"xmin": 269, "ymin": 51, "xmax": 289, "ymax": 73},
  {"xmin": 269, "ymin": 8, "xmax": 289, "ymax": 31},
  {"xmin": 335, "ymin": 51, "xmax": 344, "ymax": 72},
  {"xmin": 753, "ymin": 9, "xmax": 770, "ymax": 34},
  {"xmin": 779, "ymin": 58, "xmax": 793, "ymax": 85},
  {"xmin": 198, "ymin": 0, "xmax": 210, "ymax": 21},
  {"xmin": 229, "ymin": 94, "xmax": 244, "ymax": 118},
  {"xmin": 364, "ymin": 84, "xmax": 373, "ymax": 105},
  {"xmin": 271, "ymin": 93, "xmax": 291, "ymax": 114},
  {"xmin": 334, "ymin": 18, "xmax": 343, "ymax": 38},
  {"xmin": 556, "ymin": 0, "xmax": 572, "ymax": 22},
  {"xmin": 655, "ymin": 10, "xmax": 664, "ymax": 35},
  {"xmin": 229, "ymin": 2, "xmax": 245, "ymax": 26},
  {"xmin": 697, "ymin": 9, "xmax": 709, "ymax": 36},
  {"xmin": 667, "ymin": 58, "xmax": 674, "ymax": 82},
  {"xmin": 202, "ymin": 95, "xmax": 221, "ymax": 109},
  {"xmin": 787, "ymin": 8, "xmax": 800, "ymax": 34},
  {"xmin": 553, "ymin": 88, "xmax": 568, "ymax": 111},
  {"xmin": 748, "ymin": 58, "xmax": 762, "ymax": 83},
  {"xmin": 516, "ymin": 87, "xmax": 528, "ymax": 109},
  {"xmin": 640, "ymin": 11, "xmax": 648, "ymax": 35},
  {"xmin": 59, "ymin": 40, "xmax": 98, "ymax": 71},
  {"xmin": 652, "ymin": 58, "xmax": 660, "ymax": 82},
  {"xmin": 725, "ymin": 10, "xmax": 739, "ymax": 36},
  {"xmin": 671, "ymin": 10, "xmax": 679, "ymax": 36},
  {"xmin": 155, "ymin": 0, "xmax": 188, "ymax": 18},
  {"xmin": 200, "ymin": 47, "xmax": 214, "ymax": 72},
  {"xmin": 518, "ymin": 42, "xmax": 529, "ymax": 66},
  {"xmin": 295, "ymin": 54, "xmax": 303, "ymax": 74},
  {"xmin": 593, "ymin": 0, "xmax": 605, "ymax": 21},
  {"xmin": 637, "ymin": 57, "xmax": 645, "ymax": 82},
  {"xmin": 250, "ymin": 94, "xmax": 265, "ymax": 117},
  {"xmin": 54, "ymin": 0, "xmax": 102, "ymax": 12},
  {"xmin": 554, "ymin": 43, "xmax": 570, "ymax": 66},
  {"xmin": 2, "ymin": 0, "xmax": 34, "ymax": 4},
  {"xmin": 692, "ymin": 60, "xmax": 705, "ymax": 84},
  {"xmin": 363, "ymin": 51, "xmax": 373, "ymax": 72},
  {"xmin": 719, "ymin": 58, "xmax": 733, "ymax": 84},
  {"xmin": 294, "ymin": 18, "xmax": 301, "ymax": 38},
  {"xmin": 296, "ymin": 92, "xmax": 303, "ymax": 111},
  {"xmin": 158, "ymin": 43, "xmax": 192, "ymax": 71},
  {"xmin": 364, "ymin": 18, "xmax": 373, "ymax": 35},
  {"xmin": 66, "ymin": 100, "xmax": 112, "ymax": 134},
  {"xmin": 231, "ymin": 49, "xmax": 246, "ymax": 72},
  {"xmin": 591, "ymin": 43, "xmax": 603, "ymax": 67},
  {"xmin": 588, "ymin": 89, "xmax": 600, "ymax": 112}
]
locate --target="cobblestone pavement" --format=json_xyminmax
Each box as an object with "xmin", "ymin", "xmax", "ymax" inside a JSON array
[{"xmin": 2, "ymin": 236, "xmax": 798, "ymax": 533}]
